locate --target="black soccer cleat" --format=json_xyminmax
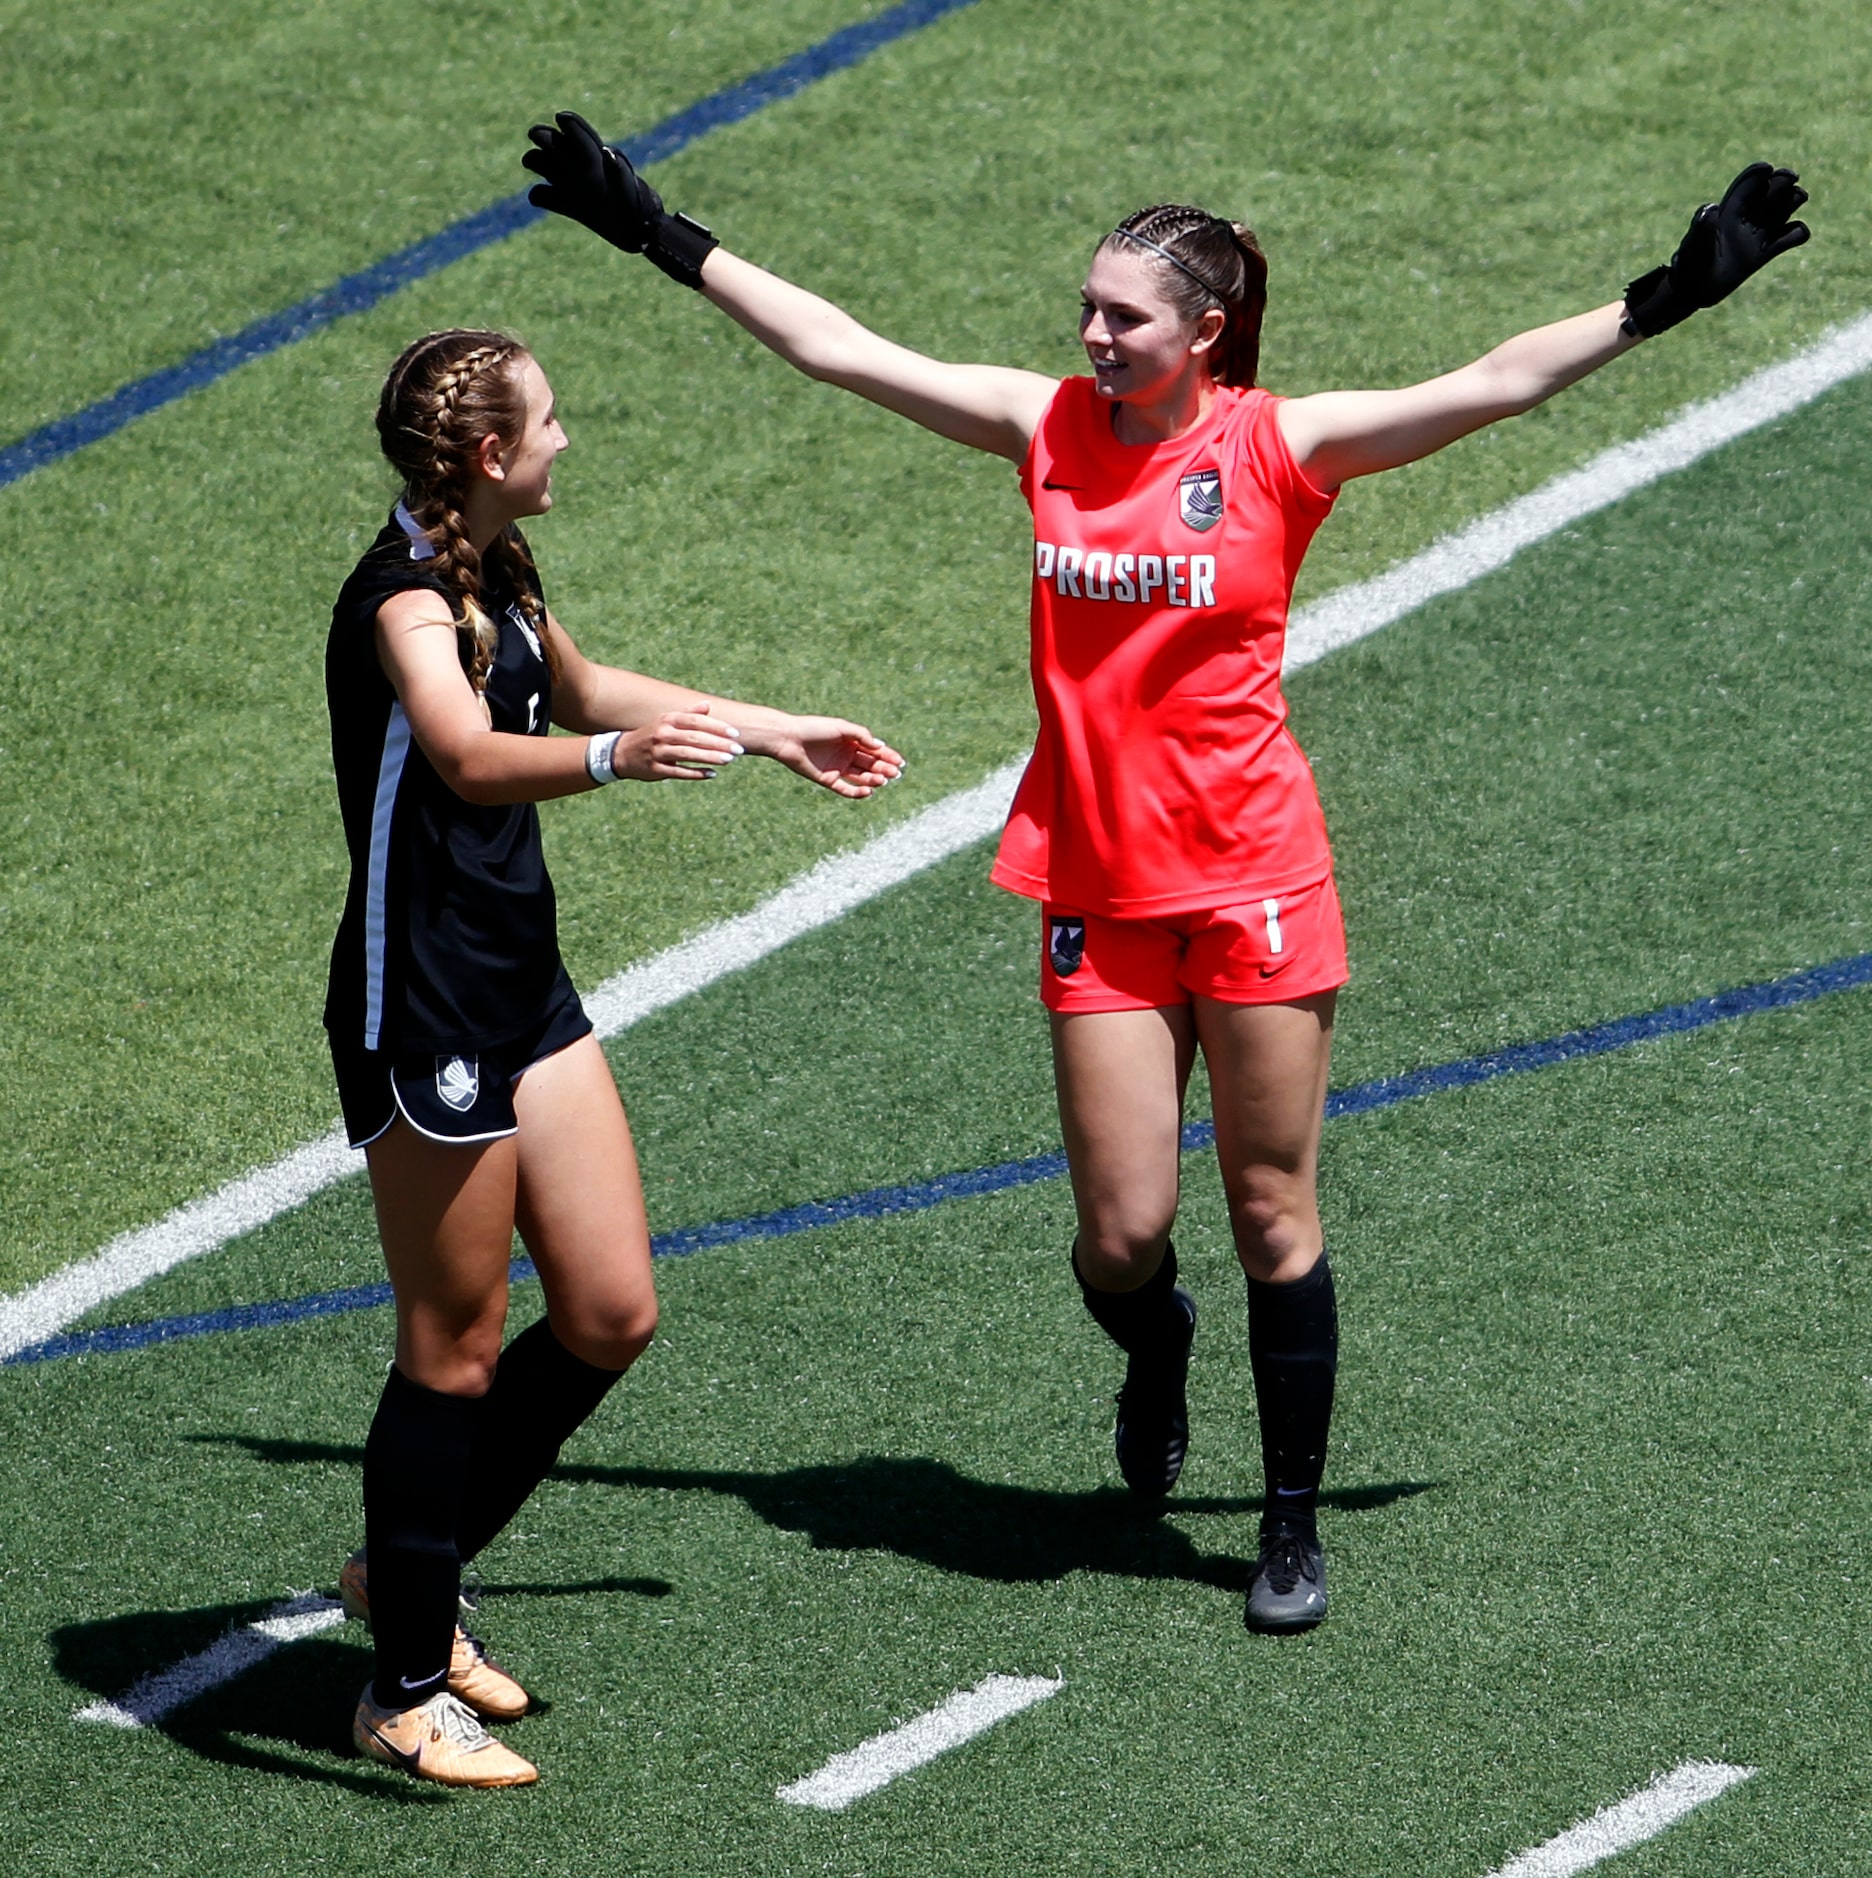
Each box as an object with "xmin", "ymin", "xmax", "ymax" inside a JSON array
[
  {"xmin": 1113, "ymin": 1285, "xmax": 1197, "ymax": 1499},
  {"xmin": 1244, "ymin": 1524, "xmax": 1328, "ymax": 1632}
]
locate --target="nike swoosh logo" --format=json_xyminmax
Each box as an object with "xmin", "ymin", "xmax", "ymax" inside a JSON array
[
  {"xmin": 364, "ymin": 1722, "xmax": 424, "ymax": 1774},
  {"xmin": 1041, "ymin": 479, "xmax": 1083, "ymax": 491}
]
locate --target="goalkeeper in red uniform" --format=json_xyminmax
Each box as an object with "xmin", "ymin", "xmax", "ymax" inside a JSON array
[{"xmin": 521, "ymin": 117, "xmax": 1806, "ymax": 1630}]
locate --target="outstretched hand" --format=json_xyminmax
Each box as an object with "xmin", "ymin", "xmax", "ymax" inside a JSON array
[
  {"xmin": 1624, "ymin": 162, "xmax": 1810, "ymax": 338},
  {"xmin": 522, "ymin": 109, "xmax": 720, "ymax": 287},
  {"xmin": 523, "ymin": 110, "xmax": 664, "ymax": 253},
  {"xmin": 745, "ymin": 716, "xmax": 906, "ymax": 799}
]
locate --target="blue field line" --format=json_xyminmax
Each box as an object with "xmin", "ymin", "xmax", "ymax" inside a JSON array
[
  {"xmin": 0, "ymin": 0, "xmax": 979, "ymax": 491},
  {"xmin": 10, "ymin": 949, "xmax": 1869, "ymax": 1371}
]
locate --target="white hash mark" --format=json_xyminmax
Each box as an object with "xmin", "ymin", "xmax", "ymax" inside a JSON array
[
  {"xmin": 74, "ymin": 1592, "xmax": 346, "ymax": 1729},
  {"xmin": 1484, "ymin": 1760, "xmax": 1756, "ymax": 1877},
  {"xmin": 777, "ymin": 1674, "xmax": 1064, "ymax": 1810}
]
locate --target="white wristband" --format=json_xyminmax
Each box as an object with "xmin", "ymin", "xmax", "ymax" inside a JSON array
[{"xmin": 585, "ymin": 731, "xmax": 623, "ymax": 785}]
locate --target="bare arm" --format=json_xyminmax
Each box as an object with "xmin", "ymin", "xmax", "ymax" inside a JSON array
[
  {"xmin": 521, "ymin": 114, "xmax": 1054, "ymax": 461},
  {"xmin": 1277, "ymin": 303, "xmax": 1641, "ymax": 490},
  {"xmin": 377, "ymin": 592, "xmax": 743, "ymax": 802},
  {"xmin": 551, "ymin": 607, "xmax": 904, "ymax": 798},
  {"xmin": 380, "ymin": 594, "xmax": 903, "ymax": 803},
  {"xmin": 525, "ymin": 121, "xmax": 1811, "ymax": 491},
  {"xmin": 700, "ymin": 249, "xmax": 1057, "ymax": 463}
]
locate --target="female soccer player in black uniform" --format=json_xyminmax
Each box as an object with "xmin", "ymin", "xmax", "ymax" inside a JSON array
[
  {"xmin": 327, "ymin": 327, "xmax": 901, "ymax": 1787},
  {"xmin": 519, "ymin": 120, "xmax": 1807, "ymax": 1637}
]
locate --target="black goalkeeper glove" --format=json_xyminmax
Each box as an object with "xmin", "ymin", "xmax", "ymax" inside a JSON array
[
  {"xmin": 1621, "ymin": 161, "xmax": 1810, "ymax": 338},
  {"xmin": 523, "ymin": 110, "xmax": 719, "ymax": 290}
]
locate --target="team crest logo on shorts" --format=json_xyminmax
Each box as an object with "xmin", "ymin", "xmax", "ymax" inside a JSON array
[
  {"xmin": 436, "ymin": 1056, "xmax": 480, "ymax": 1112},
  {"xmin": 1049, "ymin": 917, "xmax": 1086, "ymax": 977},
  {"xmin": 1178, "ymin": 468, "xmax": 1223, "ymax": 533}
]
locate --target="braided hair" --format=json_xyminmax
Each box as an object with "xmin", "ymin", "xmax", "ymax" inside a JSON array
[
  {"xmin": 1099, "ymin": 206, "xmax": 1268, "ymax": 389},
  {"xmin": 374, "ymin": 329, "xmax": 557, "ymax": 708}
]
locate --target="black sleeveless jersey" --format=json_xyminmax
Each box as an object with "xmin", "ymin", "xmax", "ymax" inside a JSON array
[{"xmin": 323, "ymin": 504, "xmax": 564, "ymax": 1055}]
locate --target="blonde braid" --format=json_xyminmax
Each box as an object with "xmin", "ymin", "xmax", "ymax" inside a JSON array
[
  {"xmin": 375, "ymin": 330, "xmax": 553, "ymax": 711},
  {"xmin": 417, "ymin": 489, "xmax": 499, "ymax": 710}
]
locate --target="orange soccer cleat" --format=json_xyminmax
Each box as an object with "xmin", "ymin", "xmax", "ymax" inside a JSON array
[{"xmin": 339, "ymin": 1548, "xmax": 531, "ymax": 1721}]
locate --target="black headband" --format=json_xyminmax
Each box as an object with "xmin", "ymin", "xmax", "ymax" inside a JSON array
[{"xmin": 1111, "ymin": 225, "xmax": 1228, "ymax": 301}]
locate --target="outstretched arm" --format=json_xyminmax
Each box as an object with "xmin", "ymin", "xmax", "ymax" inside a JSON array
[
  {"xmin": 377, "ymin": 596, "xmax": 902, "ymax": 802},
  {"xmin": 377, "ymin": 593, "xmax": 746, "ymax": 800},
  {"xmin": 1280, "ymin": 161, "xmax": 1809, "ymax": 490},
  {"xmin": 523, "ymin": 111, "xmax": 1055, "ymax": 462},
  {"xmin": 552, "ymin": 612, "xmax": 905, "ymax": 799},
  {"xmin": 699, "ymin": 249, "xmax": 1054, "ymax": 462},
  {"xmin": 1279, "ymin": 304, "xmax": 1636, "ymax": 489}
]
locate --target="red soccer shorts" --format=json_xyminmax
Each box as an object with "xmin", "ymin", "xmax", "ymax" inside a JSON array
[{"xmin": 1039, "ymin": 875, "xmax": 1348, "ymax": 1013}]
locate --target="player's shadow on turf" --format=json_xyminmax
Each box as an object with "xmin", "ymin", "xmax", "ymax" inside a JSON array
[
  {"xmin": 188, "ymin": 1433, "xmax": 363, "ymax": 1463},
  {"xmin": 559, "ymin": 1456, "xmax": 1434, "ymax": 1593},
  {"xmin": 52, "ymin": 1568, "xmax": 671, "ymax": 1797},
  {"xmin": 185, "ymin": 1433, "xmax": 1432, "ymax": 1591},
  {"xmin": 185, "ymin": 1435, "xmax": 685, "ymax": 1603},
  {"xmin": 50, "ymin": 1599, "xmax": 443, "ymax": 1800}
]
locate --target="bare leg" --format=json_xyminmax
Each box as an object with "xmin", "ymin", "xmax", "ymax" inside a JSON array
[
  {"xmin": 366, "ymin": 1120, "xmax": 518, "ymax": 1396},
  {"xmin": 512, "ymin": 1031, "xmax": 658, "ymax": 1369},
  {"xmin": 1194, "ymin": 991, "xmax": 1339, "ymax": 1629},
  {"xmin": 1051, "ymin": 1005, "xmax": 1202, "ymax": 1497},
  {"xmin": 1050, "ymin": 1005, "xmax": 1196, "ymax": 1290},
  {"xmin": 1194, "ymin": 990, "xmax": 1335, "ymax": 1283},
  {"xmin": 447, "ymin": 1034, "xmax": 658, "ymax": 1569},
  {"xmin": 358, "ymin": 1119, "xmax": 520, "ymax": 1708}
]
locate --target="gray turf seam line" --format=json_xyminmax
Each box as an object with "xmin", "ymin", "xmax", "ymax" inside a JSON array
[
  {"xmin": 1483, "ymin": 1761, "xmax": 1755, "ymax": 1877},
  {"xmin": 5, "ymin": 314, "xmax": 1870, "ymax": 1358}
]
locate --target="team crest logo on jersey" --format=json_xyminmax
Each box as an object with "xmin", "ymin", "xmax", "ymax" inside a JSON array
[
  {"xmin": 436, "ymin": 1056, "xmax": 480, "ymax": 1112},
  {"xmin": 507, "ymin": 602, "xmax": 544, "ymax": 663},
  {"xmin": 1178, "ymin": 468, "xmax": 1223, "ymax": 533},
  {"xmin": 1049, "ymin": 917, "xmax": 1086, "ymax": 977}
]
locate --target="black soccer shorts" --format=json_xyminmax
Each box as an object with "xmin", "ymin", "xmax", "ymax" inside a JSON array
[{"xmin": 328, "ymin": 978, "xmax": 593, "ymax": 1148}]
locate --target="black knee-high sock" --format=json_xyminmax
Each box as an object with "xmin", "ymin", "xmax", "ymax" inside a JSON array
[
  {"xmin": 453, "ymin": 1318, "xmax": 625, "ymax": 1566},
  {"xmin": 1073, "ymin": 1239, "xmax": 1184, "ymax": 1356},
  {"xmin": 1245, "ymin": 1251, "xmax": 1338, "ymax": 1534},
  {"xmin": 363, "ymin": 1366, "xmax": 481, "ymax": 1710}
]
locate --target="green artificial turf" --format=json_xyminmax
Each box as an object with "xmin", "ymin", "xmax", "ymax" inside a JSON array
[
  {"xmin": 9, "ymin": 357, "xmax": 1867, "ymax": 1869},
  {"xmin": 0, "ymin": 0, "xmax": 872, "ymax": 434},
  {"xmin": 60, "ymin": 360, "xmax": 1872, "ymax": 1347},
  {"xmin": 11, "ymin": 3, "xmax": 1872, "ymax": 1870},
  {"xmin": 7, "ymin": 0, "xmax": 1872, "ymax": 1291},
  {"xmin": 6, "ymin": 988, "xmax": 1872, "ymax": 1874}
]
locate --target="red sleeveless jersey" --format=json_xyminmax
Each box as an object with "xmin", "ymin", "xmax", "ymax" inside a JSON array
[{"xmin": 991, "ymin": 378, "xmax": 1338, "ymax": 916}]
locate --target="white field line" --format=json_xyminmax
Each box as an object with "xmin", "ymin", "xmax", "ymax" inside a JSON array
[
  {"xmin": 1484, "ymin": 1761, "xmax": 1756, "ymax": 1877},
  {"xmin": 1284, "ymin": 313, "xmax": 1872, "ymax": 671},
  {"xmin": 74, "ymin": 1593, "xmax": 345, "ymax": 1729},
  {"xmin": 0, "ymin": 761, "xmax": 1025, "ymax": 1363},
  {"xmin": 70, "ymin": 1586, "xmax": 1746, "ymax": 1858},
  {"xmin": 5, "ymin": 1132, "xmax": 358, "ymax": 1364},
  {"xmin": 5, "ymin": 312, "xmax": 1872, "ymax": 1360},
  {"xmin": 578, "ymin": 758, "xmax": 1028, "ymax": 1037},
  {"xmin": 776, "ymin": 1674, "xmax": 1064, "ymax": 1810}
]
